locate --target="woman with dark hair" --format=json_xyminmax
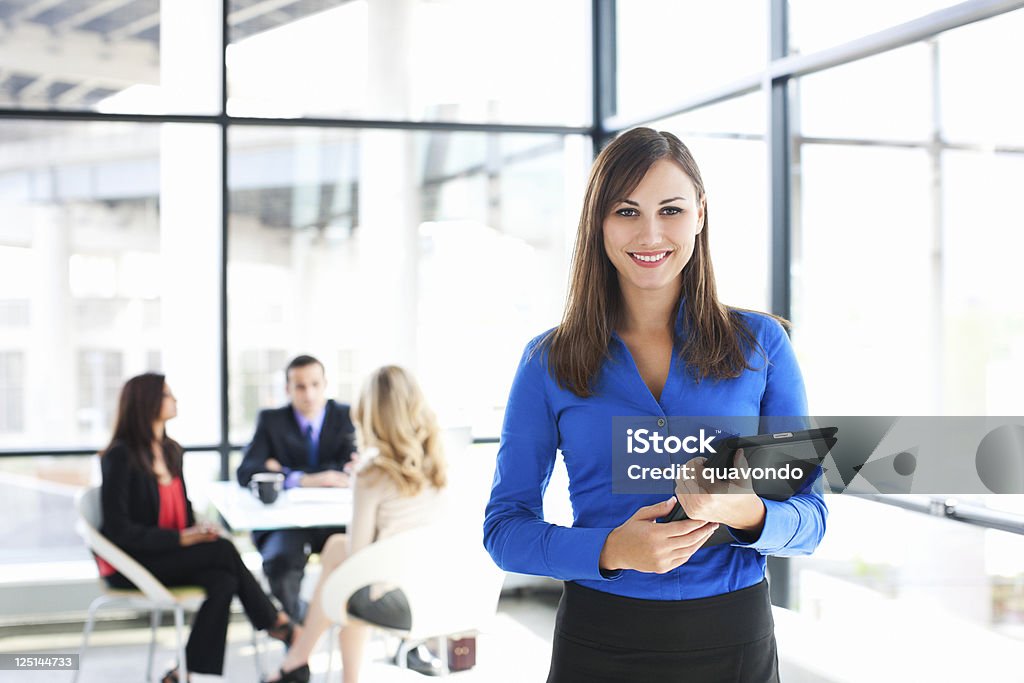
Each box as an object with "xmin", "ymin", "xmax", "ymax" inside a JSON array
[
  {"xmin": 483, "ymin": 128, "xmax": 827, "ymax": 681},
  {"xmin": 99, "ymin": 373, "xmax": 300, "ymax": 682}
]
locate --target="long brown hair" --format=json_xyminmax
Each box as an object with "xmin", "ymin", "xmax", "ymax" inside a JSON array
[
  {"xmin": 352, "ymin": 365, "xmax": 447, "ymax": 497},
  {"xmin": 100, "ymin": 372, "xmax": 183, "ymax": 478},
  {"xmin": 544, "ymin": 127, "xmax": 788, "ymax": 397}
]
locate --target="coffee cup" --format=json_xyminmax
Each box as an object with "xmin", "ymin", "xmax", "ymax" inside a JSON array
[{"xmin": 250, "ymin": 472, "xmax": 284, "ymax": 504}]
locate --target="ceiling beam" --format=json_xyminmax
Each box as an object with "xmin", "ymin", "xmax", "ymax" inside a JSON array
[
  {"xmin": 228, "ymin": 0, "xmax": 301, "ymax": 26},
  {"xmin": 8, "ymin": 0, "xmax": 65, "ymax": 23},
  {"xmin": 15, "ymin": 75, "xmax": 56, "ymax": 103},
  {"xmin": 0, "ymin": 22, "xmax": 156, "ymax": 86},
  {"xmin": 53, "ymin": 0, "xmax": 137, "ymax": 32},
  {"xmin": 53, "ymin": 78, "xmax": 100, "ymax": 106},
  {"xmin": 106, "ymin": 10, "xmax": 159, "ymax": 41}
]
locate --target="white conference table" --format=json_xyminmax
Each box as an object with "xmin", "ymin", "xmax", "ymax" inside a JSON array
[{"xmin": 205, "ymin": 480, "xmax": 353, "ymax": 532}]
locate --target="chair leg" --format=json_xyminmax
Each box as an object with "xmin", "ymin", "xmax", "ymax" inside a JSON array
[
  {"xmin": 146, "ymin": 609, "xmax": 161, "ymax": 683},
  {"xmin": 437, "ymin": 636, "xmax": 450, "ymax": 677},
  {"xmin": 395, "ymin": 638, "xmax": 411, "ymax": 669},
  {"xmin": 251, "ymin": 627, "xmax": 264, "ymax": 678},
  {"xmin": 325, "ymin": 625, "xmax": 338, "ymax": 683},
  {"xmin": 173, "ymin": 606, "xmax": 187, "ymax": 676},
  {"xmin": 73, "ymin": 595, "xmax": 109, "ymax": 683}
]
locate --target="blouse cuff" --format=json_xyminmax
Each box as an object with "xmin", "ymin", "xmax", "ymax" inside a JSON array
[
  {"xmin": 547, "ymin": 526, "xmax": 624, "ymax": 581},
  {"xmin": 727, "ymin": 498, "xmax": 799, "ymax": 554}
]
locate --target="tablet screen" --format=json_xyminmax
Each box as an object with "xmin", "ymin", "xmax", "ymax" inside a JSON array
[{"xmin": 742, "ymin": 437, "xmax": 835, "ymax": 500}]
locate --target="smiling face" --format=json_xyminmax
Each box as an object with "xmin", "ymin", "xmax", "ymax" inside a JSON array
[{"xmin": 602, "ymin": 158, "xmax": 705, "ymax": 297}]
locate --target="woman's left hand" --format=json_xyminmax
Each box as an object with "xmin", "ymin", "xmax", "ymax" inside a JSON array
[
  {"xmin": 197, "ymin": 520, "xmax": 226, "ymax": 538},
  {"xmin": 674, "ymin": 449, "xmax": 767, "ymax": 533}
]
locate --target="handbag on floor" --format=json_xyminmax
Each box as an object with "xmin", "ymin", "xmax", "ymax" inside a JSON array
[{"xmin": 447, "ymin": 636, "xmax": 476, "ymax": 671}]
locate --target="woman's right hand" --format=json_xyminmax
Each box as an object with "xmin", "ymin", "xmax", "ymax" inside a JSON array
[
  {"xmin": 599, "ymin": 498, "xmax": 719, "ymax": 574},
  {"xmin": 179, "ymin": 526, "xmax": 219, "ymax": 547}
]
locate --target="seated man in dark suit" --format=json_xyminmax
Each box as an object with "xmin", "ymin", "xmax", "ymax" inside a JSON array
[{"xmin": 237, "ymin": 355, "xmax": 356, "ymax": 623}]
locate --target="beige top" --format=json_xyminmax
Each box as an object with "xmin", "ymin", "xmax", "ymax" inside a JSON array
[{"xmin": 348, "ymin": 464, "xmax": 447, "ymax": 558}]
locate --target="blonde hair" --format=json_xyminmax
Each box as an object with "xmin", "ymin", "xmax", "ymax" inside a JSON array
[{"xmin": 352, "ymin": 365, "xmax": 447, "ymax": 496}]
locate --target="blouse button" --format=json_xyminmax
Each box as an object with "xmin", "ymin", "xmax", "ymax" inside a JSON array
[{"xmin": 657, "ymin": 418, "xmax": 666, "ymax": 427}]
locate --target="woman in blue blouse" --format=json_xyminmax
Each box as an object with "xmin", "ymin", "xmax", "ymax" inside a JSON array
[{"xmin": 483, "ymin": 128, "xmax": 827, "ymax": 682}]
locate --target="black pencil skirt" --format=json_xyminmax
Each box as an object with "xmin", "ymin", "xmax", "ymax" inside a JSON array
[{"xmin": 546, "ymin": 579, "xmax": 779, "ymax": 683}]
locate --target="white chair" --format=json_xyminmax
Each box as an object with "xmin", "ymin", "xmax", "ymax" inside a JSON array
[
  {"xmin": 74, "ymin": 486, "xmax": 205, "ymax": 682},
  {"xmin": 73, "ymin": 486, "xmax": 265, "ymax": 682},
  {"xmin": 320, "ymin": 524, "xmax": 505, "ymax": 678}
]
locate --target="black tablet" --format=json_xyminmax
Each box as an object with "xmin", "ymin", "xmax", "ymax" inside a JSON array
[{"xmin": 660, "ymin": 427, "xmax": 838, "ymax": 527}]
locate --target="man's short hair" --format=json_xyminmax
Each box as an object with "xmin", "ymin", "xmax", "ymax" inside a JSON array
[{"xmin": 285, "ymin": 355, "xmax": 325, "ymax": 384}]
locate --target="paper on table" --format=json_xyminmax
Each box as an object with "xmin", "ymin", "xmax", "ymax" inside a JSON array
[{"xmin": 286, "ymin": 487, "xmax": 354, "ymax": 504}]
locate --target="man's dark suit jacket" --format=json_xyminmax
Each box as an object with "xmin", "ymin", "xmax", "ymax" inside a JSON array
[
  {"xmin": 100, "ymin": 442, "xmax": 197, "ymax": 555},
  {"xmin": 237, "ymin": 399, "xmax": 357, "ymax": 486}
]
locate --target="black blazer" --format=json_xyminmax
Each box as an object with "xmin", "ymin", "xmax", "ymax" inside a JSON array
[
  {"xmin": 236, "ymin": 399, "xmax": 356, "ymax": 486},
  {"xmin": 100, "ymin": 442, "xmax": 196, "ymax": 555}
]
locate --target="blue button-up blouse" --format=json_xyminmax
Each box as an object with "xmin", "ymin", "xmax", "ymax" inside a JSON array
[{"xmin": 483, "ymin": 303, "xmax": 827, "ymax": 600}]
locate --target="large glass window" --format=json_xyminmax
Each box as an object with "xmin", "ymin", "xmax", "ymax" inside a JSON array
[
  {"xmin": 616, "ymin": 1, "xmax": 767, "ymax": 122},
  {"xmin": 941, "ymin": 150, "xmax": 1024, "ymax": 415},
  {"xmin": 788, "ymin": 7, "xmax": 1024, "ymax": 650},
  {"xmin": 1, "ymin": 1, "xmax": 1021, "ymax": 646},
  {"xmin": 789, "ymin": 0, "xmax": 963, "ymax": 55},
  {"xmin": 0, "ymin": 120, "xmax": 222, "ymax": 449},
  {"xmin": 227, "ymin": 127, "xmax": 588, "ymax": 442},
  {"xmin": 791, "ymin": 12, "xmax": 1024, "ymax": 417},
  {"xmin": 797, "ymin": 43, "xmax": 933, "ymax": 142},
  {"xmin": 792, "ymin": 144, "xmax": 934, "ymax": 415},
  {"xmin": 791, "ymin": 495, "xmax": 1024, "ymax": 665},
  {"xmin": 0, "ymin": 0, "xmax": 221, "ymax": 114},
  {"xmin": 939, "ymin": 10, "xmax": 1024, "ymax": 147},
  {"xmin": 0, "ymin": 351, "xmax": 25, "ymax": 433},
  {"xmin": 226, "ymin": 0, "xmax": 591, "ymax": 125},
  {"xmin": 650, "ymin": 93, "xmax": 768, "ymax": 312},
  {"xmin": 0, "ymin": 450, "xmax": 227, "ymax": 565},
  {"xmin": 0, "ymin": 456, "xmax": 93, "ymax": 564}
]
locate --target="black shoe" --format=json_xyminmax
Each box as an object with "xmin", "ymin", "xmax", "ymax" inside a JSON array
[
  {"xmin": 161, "ymin": 668, "xmax": 189, "ymax": 683},
  {"xmin": 398, "ymin": 644, "xmax": 443, "ymax": 677}
]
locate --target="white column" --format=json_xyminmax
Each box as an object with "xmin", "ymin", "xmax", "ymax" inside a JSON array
[
  {"xmin": 26, "ymin": 207, "xmax": 75, "ymax": 445},
  {"xmin": 365, "ymin": 0, "xmax": 417, "ymax": 121},
  {"xmin": 288, "ymin": 129, "xmax": 321, "ymax": 352},
  {"xmin": 161, "ymin": 0, "xmax": 221, "ymax": 113},
  {"xmin": 158, "ymin": 0, "xmax": 222, "ymax": 444},
  {"xmin": 356, "ymin": 0, "xmax": 419, "ymax": 372}
]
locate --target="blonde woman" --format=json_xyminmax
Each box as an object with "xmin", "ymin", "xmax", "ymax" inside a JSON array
[{"xmin": 264, "ymin": 365, "xmax": 448, "ymax": 683}]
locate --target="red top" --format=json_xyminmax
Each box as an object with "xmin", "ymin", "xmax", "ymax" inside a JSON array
[
  {"xmin": 156, "ymin": 477, "xmax": 188, "ymax": 532},
  {"xmin": 97, "ymin": 477, "xmax": 187, "ymax": 578}
]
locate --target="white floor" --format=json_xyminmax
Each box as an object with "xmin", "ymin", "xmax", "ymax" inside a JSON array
[
  {"xmin": 15, "ymin": 585, "xmax": 1021, "ymax": 683},
  {"xmin": 0, "ymin": 593, "xmax": 560, "ymax": 683}
]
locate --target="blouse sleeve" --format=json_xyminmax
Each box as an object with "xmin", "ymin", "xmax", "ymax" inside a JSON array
[
  {"xmin": 483, "ymin": 338, "xmax": 622, "ymax": 582},
  {"xmin": 729, "ymin": 317, "xmax": 829, "ymax": 555}
]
